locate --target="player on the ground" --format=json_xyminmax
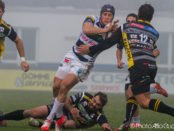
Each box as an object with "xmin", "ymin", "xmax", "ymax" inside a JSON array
[
  {"xmin": 0, "ymin": 92, "xmax": 112, "ymax": 131},
  {"xmin": 116, "ymin": 13, "xmax": 168, "ymax": 129},
  {"xmin": 77, "ymin": 3, "xmax": 174, "ymax": 131},
  {"xmin": 41, "ymin": 4, "xmax": 118, "ymax": 131},
  {"xmin": 0, "ymin": 0, "xmax": 29, "ymax": 72}
]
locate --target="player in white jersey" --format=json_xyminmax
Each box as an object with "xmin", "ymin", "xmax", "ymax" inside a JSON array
[{"xmin": 41, "ymin": 4, "xmax": 118, "ymax": 131}]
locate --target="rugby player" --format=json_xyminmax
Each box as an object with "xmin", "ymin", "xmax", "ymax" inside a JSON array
[
  {"xmin": 41, "ymin": 4, "xmax": 118, "ymax": 131},
  {"xmin": 0, "ymin": 0, "xmax": 29, "ymax": 72},
  {"xmin": 77, "ymin": 3, "xmax": 174, "ymax": 131},
  {"xmin": 116, "ymin": 13, "xmax": 168, "ymax": 129},
  {"xmin": 0, "ymin": 92, "xmax": 112, "ymax": 131}
]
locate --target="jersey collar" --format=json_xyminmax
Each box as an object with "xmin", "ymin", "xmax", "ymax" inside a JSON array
[{"xmin": 138, "ymin": 19, "xmax": 150, "ymax": 24}]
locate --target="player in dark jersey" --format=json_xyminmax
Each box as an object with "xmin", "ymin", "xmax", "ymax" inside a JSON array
[
  {"xmin": 116, "ymin": 13, "xmax": 168, "ymax": 129},
  {"xmin": 0, "ymin": 92, "xmax": 112, "ymax": 131},
  {"xmin": 0, "ymin": 1, "xmax": 29, "ymax": 72},
  {"xmin": 77, "ymin": 4, "xmax": 174, "ymax": 131}
]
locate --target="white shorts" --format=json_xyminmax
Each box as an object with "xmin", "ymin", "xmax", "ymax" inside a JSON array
[{"xmin": 55, "ymin": 50, "xmax": 93, "ymax": 82}]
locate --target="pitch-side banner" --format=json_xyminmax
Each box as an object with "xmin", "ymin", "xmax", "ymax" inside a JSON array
[{"xmin": 0, "ymin": 69, "xmax": 174, "ymax": 93}]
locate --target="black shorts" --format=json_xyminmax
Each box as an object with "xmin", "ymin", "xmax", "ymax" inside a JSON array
[{"xmin": 129, "ymin": 63, "xmax": 157, "ymax": 95}]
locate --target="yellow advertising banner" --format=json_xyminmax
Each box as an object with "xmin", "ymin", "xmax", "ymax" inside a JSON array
[{"xmin": 0, "ymin": 69, "xmax": 55, "ymax": 91}]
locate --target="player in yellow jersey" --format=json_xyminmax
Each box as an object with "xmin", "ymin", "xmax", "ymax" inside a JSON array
[{"xmin": 0, "ymin": 0, "xmax": 29, "ymax": 72}]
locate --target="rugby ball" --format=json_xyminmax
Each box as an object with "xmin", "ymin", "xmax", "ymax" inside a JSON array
[{"xmin": 102, "ymin": 23, "xmax": 113, "ymax": 40}]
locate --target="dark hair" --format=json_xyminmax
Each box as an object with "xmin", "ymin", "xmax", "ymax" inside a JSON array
[
  {"xmin": 126, "ymin": 13, "xmax": 138, "ymax": 22},
  {"xmin": 94, "ymin": 92, "xmax": 108, "ymax": 107},
  {"xmin": 138, "ymin": 4, "xmax": 154, "ymax": 21},
  {"xmin": 100, "ymin": 4, "xmax": 115, "ymax": 16},
  {"xmin": 0, "ymin": 0, "xmax": 5, "ymax": 11}
]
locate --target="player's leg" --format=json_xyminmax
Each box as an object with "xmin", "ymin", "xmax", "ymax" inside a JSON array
[
  {"xmin": 0, "ymin": 105, "xmax": 48, "ymax": 121},
  {"xmin": 0, "ymin": 111, "xmax": 6, "ymax": 127},
  {"xmin": 135, "ymin": 92, "xmax": 174, "ymax": 116},
  {"xmin": 41, "ymin": 74, "xmax": 78, "ymax": 131},
  {"xmin": 48, "ymin": 74, "xmax": 78, "ymax": 119},
  {"xmin": 52, "ymin": 77, "xmax": 62, "ymax": 98},
  {"xmin": 0, "ymin": 110, "xmax": 25, "ymax": 121},
  {"xmin": 29, "ymin": 118, "xmax": 76, "ymax": 129},
  {"xmin": 125, "ymin": 84, "xmax": 141, "ymax": 128},
  {"xmin": 24, "ymin": 105, "xmax": 49, "ymax": 119}
]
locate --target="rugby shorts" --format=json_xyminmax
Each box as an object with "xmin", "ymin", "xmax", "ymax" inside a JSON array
[
  {"xmin": 55, "ymin": 50, "xmax": 93, "ymax": 82},
  {"xmin": 129, "ymin": 62, "xmax": 157, "ymax": 95}
]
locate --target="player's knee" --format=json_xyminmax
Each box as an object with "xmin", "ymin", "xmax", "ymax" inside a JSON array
[
  {"xmin": 23, "ymin": 110, "xmax": 32, "ymax": 117},
  {"xmin": 139, "ymin": 100, "xmax": 150, "ymax": 109}
]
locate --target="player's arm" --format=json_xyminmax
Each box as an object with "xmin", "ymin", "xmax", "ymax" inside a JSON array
[
  {"xmin": 65, "ymin": 93, "xmax": 83, "ymax": 118},
  {"xmin": 77, "ymin": 26, "xmax": 122, "ymax": 55},
  {"xmin": 14, "ymin": 35, "xmax": 29, "ymax": 72},
  {"xmin": 97, "ymin": 114, "xmax": 112, "ymax": 131},
  {"xmin": 83, "ymin": 16, "xmax": 116, "ymax": 35},
  {"xmin": 153, "ymin": 43, "xmax": 160, "ymax": 58},
  {"xmin": 8, "ymin": 26, "xmax": 29, "ymax": 72},
  {"xmin": 116, "ymin": 44, "xmax": 125, "ymax": 69},
  {"xmin": 83, "ymin": 22, "xmax": 112, "ymax": 35},
  {"xmin": 153, "ymin": 48, "xmax": 160, "ymax": 57}
]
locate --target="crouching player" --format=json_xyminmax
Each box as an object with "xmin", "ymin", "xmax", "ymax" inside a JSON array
[{"xmin": 0, "ymin": 92, "xmax": 112, "ymax": 131}]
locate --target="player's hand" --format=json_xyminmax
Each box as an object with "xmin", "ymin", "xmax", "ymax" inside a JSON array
[
  {"xmin": 21, "ymin": 61, "xmax": 30, "ymax": 72},
  {"xmin": 117, "ymin": 61, "xmax": 125, "ymax": 69},
  {"xmin": 70, "ymin": 108, "xmax": 80, "ymax": 118},
  {"xmin": 112, "ymin": 20, "xmax": 119, "ymax": 32},
  {"xmin": 102, "ymin": 123, "xmax": 113, "ymax": 131},
  {"xmin": 77, "ymin": 45, "xmax": 90, "ymax": 55},
  {"xmin": 104, "ymin": 23, "xmax": 113, "ymax": 33}
]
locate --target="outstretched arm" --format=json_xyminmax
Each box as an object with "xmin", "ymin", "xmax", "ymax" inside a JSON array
[
  {"xmin": 116, "ymin": 49, "xmax": 125, "ymax": 69},
  {"xmin": 77, "ymin": 27, "xmax": 122, "ymax": 55},
  {"xmin": 14, "ymin": 35, "xmax": 29, "ymax": 72}
]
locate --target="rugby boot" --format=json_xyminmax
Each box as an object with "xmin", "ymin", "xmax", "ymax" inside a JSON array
[
  {"xmin": 154, "ymin": 82, "xmax": 168, "ymax": 97},
  {"xmin": 55, "ymin": 115, "xmax": 66, "ymax": 131},
  {"xmin": 41, "ymin": 119, "xmax": 51, "ymax": 131}
]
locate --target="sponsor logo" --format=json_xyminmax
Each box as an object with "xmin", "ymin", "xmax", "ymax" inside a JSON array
[
  {"xmin": 15, "ymin": 72, "xmax": 52, "ymax": 88},
  {"xmin": 129, "ymin": 23, "xmax": 144, "ymax": 29},
  {"xmin": 80, "ymin": 34, "xmax": 98, "ymax": 46}
]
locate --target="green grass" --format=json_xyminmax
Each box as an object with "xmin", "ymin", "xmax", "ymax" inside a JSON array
[{"xmin": 0, "ymin": 89, "xmax": 174, "ymax": 131}]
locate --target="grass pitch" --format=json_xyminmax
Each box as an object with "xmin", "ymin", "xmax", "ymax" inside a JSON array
[{"xmin": 0, "ymin": 89, "xmax": 174, "ymax": 131}]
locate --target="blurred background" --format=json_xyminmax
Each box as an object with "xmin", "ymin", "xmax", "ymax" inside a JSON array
[{"xmin": 0, "ymin": 0, "xmax": 174, "ymax": 93}]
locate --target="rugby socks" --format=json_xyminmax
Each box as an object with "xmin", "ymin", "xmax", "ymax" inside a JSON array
[
  {"xmin": 132, "ymin": 115, "xmax": 140, "ymax": 124},
  {"xmin": 150, "ymin": 83, "xmax": 157, "ymax": 94},
  {"xmin": 0, "ymin": 110, "xmax": 25, "ymax": 121},
  {"xmin": 47, "ymin": 99, "xmax": 64, "ymax": 120},
  {"xmin": 149, "ymin": 99, "xmax": 174, "ymax": 116},
  {"xmin": 124, "ymin": 97, "xmax": 138, "ymax": 125}
]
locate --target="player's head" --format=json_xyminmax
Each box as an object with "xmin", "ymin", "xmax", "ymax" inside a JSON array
[
  {"xmin": 100, "ymin": 4, "xmax": 115, "ymax": 26},
  {"xmin": 126, "ymin": 13, "xmax": 138, "ymax": 23},
  {"xmin": 138, "ymin": 3, "xmax": 154, "ymax": 22},
  {"xmin": 89, "ymin": 92, "xmax": 108, "ymax": 111},
  {"xmin": 0, "ymin": 0, "xmax": 5, "ymax": 18}
]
